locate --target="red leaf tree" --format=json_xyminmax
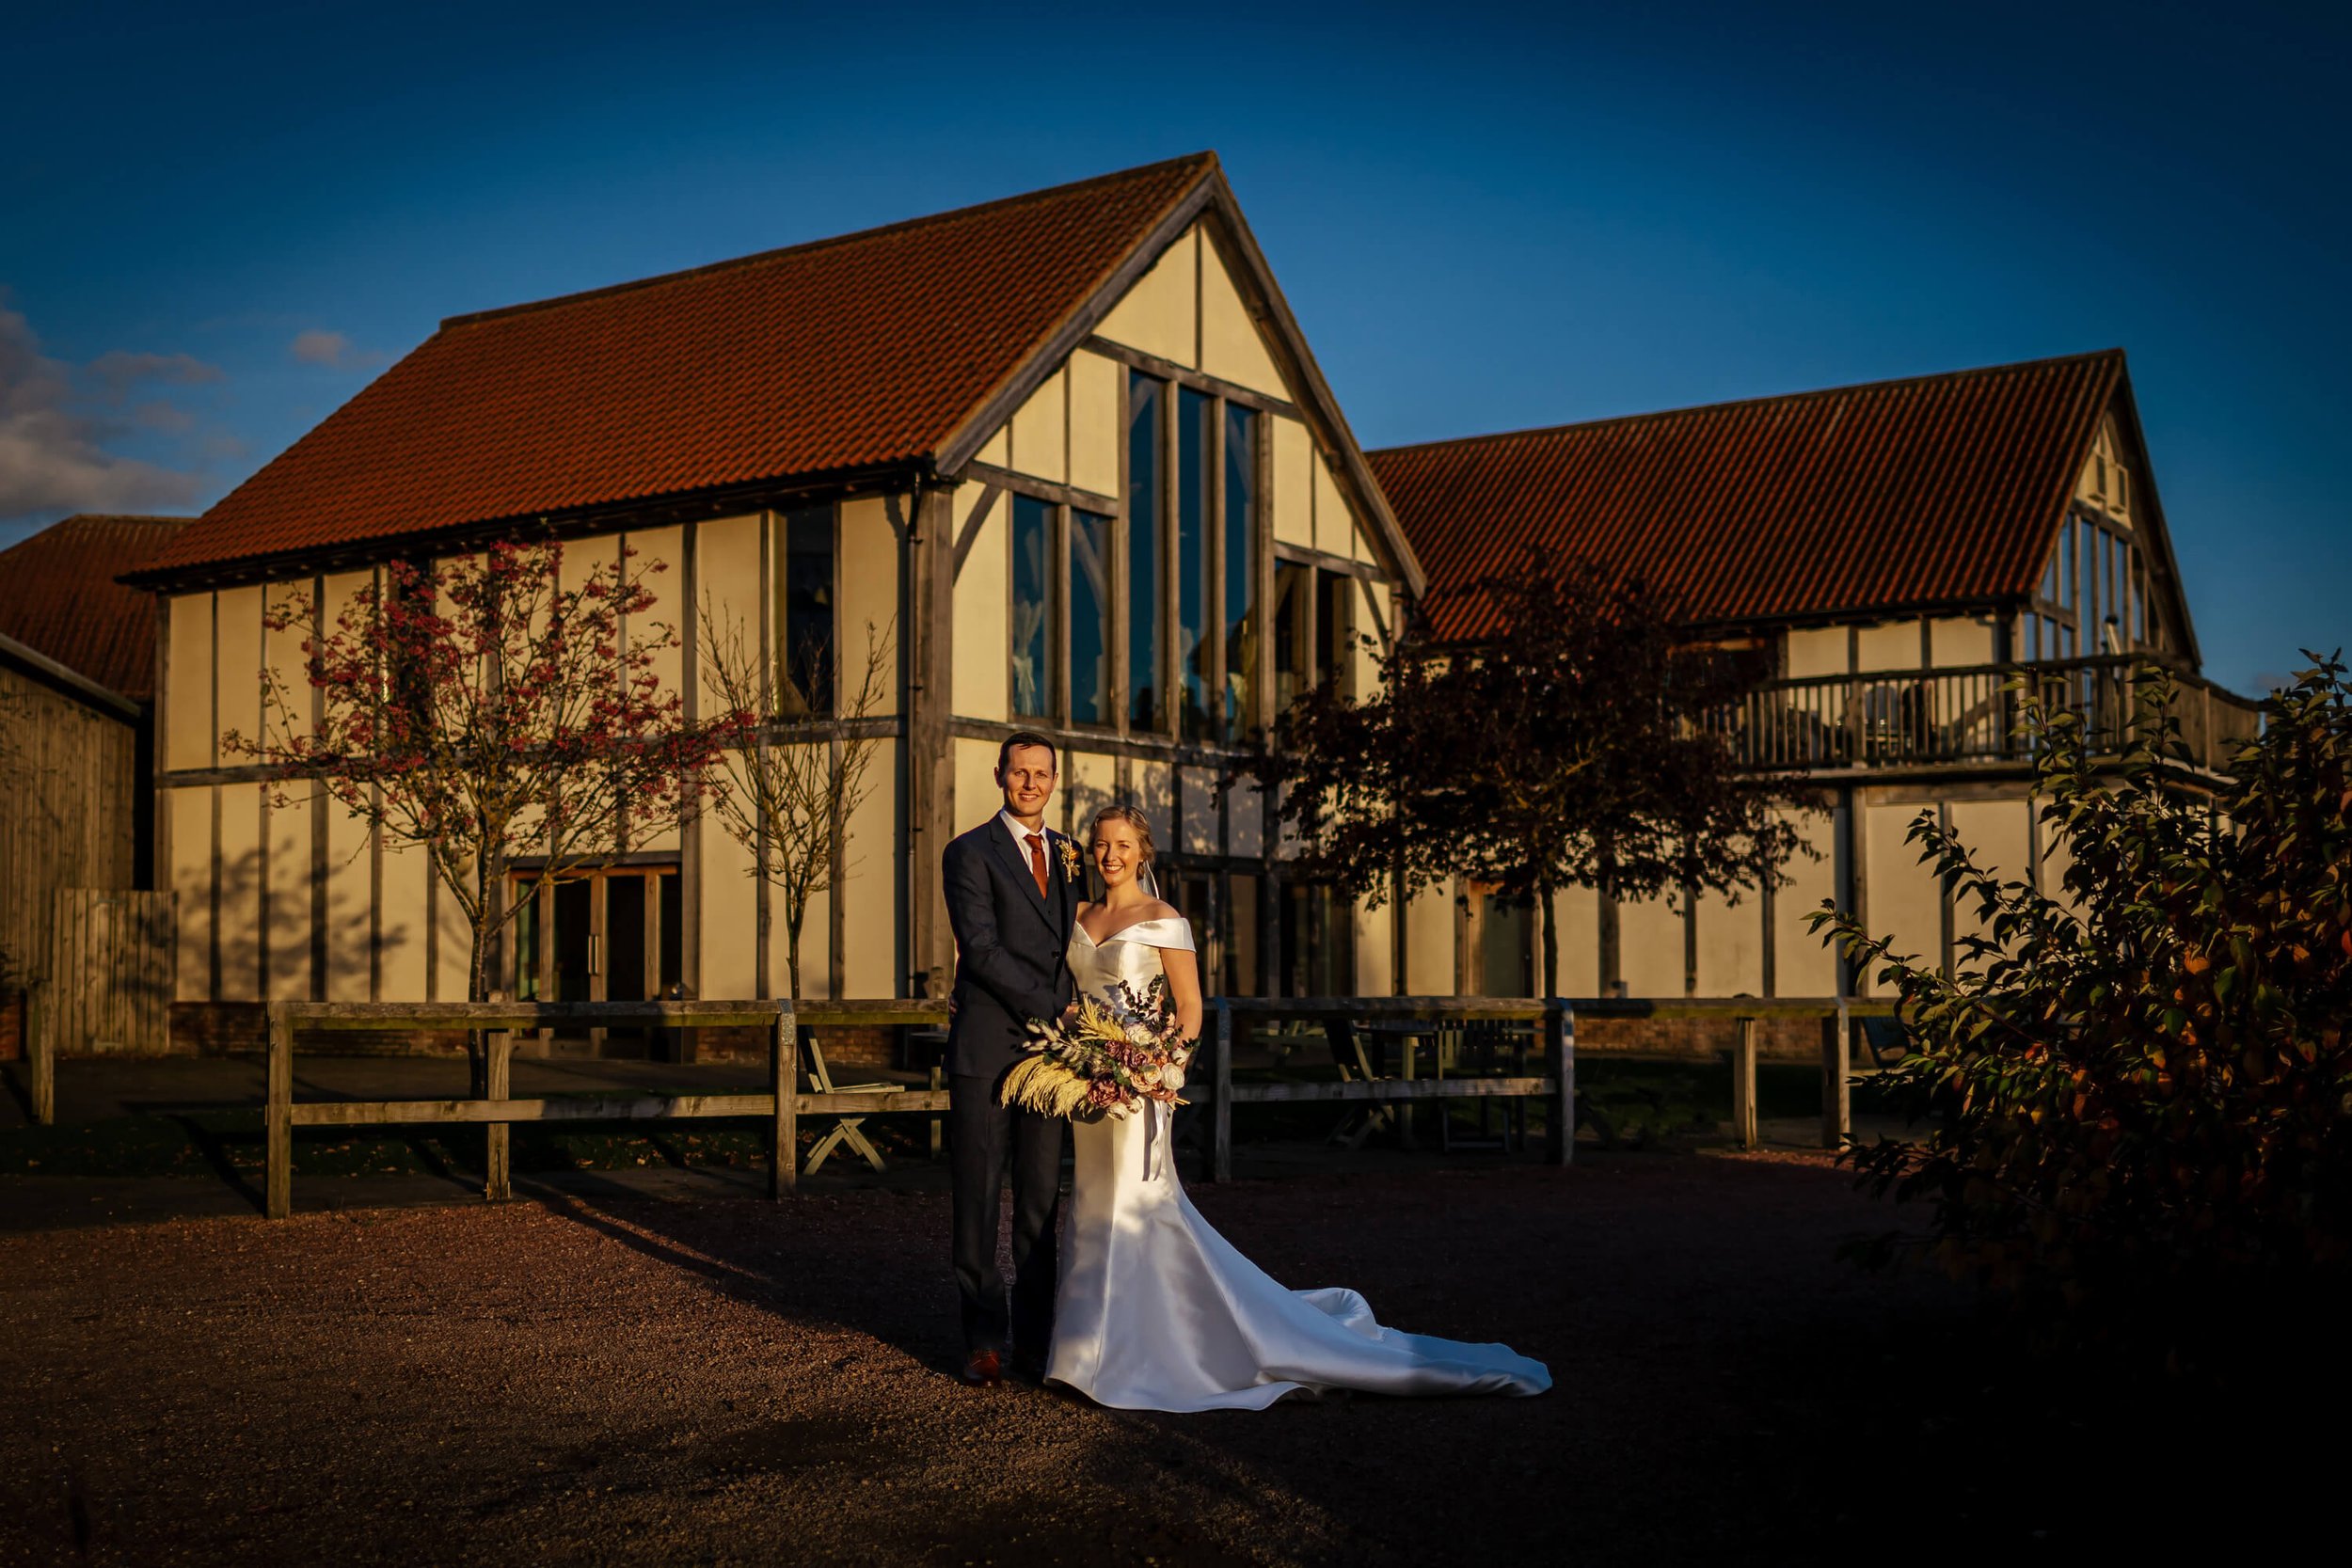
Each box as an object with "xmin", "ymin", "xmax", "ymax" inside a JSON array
[{"xmin": 228, "ymin": 537, "xmax": 749, "ymax": 1089}]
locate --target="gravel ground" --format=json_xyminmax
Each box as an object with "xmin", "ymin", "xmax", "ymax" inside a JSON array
[{"xmin": 1, "ymin": 1155, "xmax": 1976, "ymax": 1566}]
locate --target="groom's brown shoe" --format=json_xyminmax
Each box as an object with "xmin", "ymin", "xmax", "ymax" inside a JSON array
[{"xmin": 961, "ymin": 1349, "xmax": 1003, "ymax": 1386}]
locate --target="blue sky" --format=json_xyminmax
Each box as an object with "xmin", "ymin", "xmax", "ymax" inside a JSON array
[{"xmin": 4, "ymin": 0, "xmax": 2342, "ymax": 692}]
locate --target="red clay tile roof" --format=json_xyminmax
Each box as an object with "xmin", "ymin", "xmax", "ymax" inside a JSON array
[
  {"xmin": 145, "ymin": 153, "xmax": 1220, "ymax": 578},
  {"xmin": 0, "ymin": 515, "xmax": 187, "ymax": 701},
  {"xmin": 1370, "ymin": 350, "xmax": 2123, "ymax": 644}
]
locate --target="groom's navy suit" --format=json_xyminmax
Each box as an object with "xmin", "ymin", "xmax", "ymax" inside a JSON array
[{"xmin": 943, "ymin": 812, "xmax": 1079, "ymax": 1360}]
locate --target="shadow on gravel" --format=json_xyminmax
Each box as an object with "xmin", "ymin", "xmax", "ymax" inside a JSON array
[{"xmin": 531, "ymin": 1181, "xmax": 966, "ymax": 1378}]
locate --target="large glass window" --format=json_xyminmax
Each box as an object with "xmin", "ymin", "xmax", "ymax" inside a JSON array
[
  {"xmin": 1011, "ymin": 495, "xmax": 1052, "ymax": 720},
  {"xmin": 1224, "ymin": 404, "xmax": 1257, "ymax": 738},
  {"xmin": 1070, "ymin": 510, "xmax": 1112, "ymax": 725},
  {"xmin": 1127, "ymin": 372, "xmax": 1162, "ymax": 729},
  {"xmin": 1273, "ymin": 561, "xmax": 1310, "ymax": 713},
  {"xmin": 1179, "ymin": 387, "xmax": 1214, "ymax": 740},
  {"xmin": 1227, "ymin": 871, "xmax": 1261, "ymax": 995},
  {"xmin": 775, "ymin": 503, "xmax": 834, "ymax": 715},
  {"xmin": 1316, "ymin": 569, "xmax": 1353, "ymax": 697}
]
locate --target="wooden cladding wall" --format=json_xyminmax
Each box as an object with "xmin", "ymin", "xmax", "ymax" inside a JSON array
[
  {"xmin": 47, "ymin": 888, "xmax": 174, "ymax": 1053},
  {"xmin": 0, "ymin": 660, "xmax": 139, "ymax": 996}
]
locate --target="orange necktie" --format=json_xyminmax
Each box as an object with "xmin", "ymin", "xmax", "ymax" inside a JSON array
[{"xmin": 1026, "ymin": 832, "xmax": 1049, "ymax": 896}]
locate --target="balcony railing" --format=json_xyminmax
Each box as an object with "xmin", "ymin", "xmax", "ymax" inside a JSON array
[{"xmin": 1711, "ymin": 656, "xmax": 2262, "ymax": 775}]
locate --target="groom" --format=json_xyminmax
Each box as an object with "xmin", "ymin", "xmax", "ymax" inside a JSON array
[{"xmin": 941, "ymin": 732, "xmax": 1080, "ymax": 1386}]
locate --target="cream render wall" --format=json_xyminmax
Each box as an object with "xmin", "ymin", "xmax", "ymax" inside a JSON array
[
  {"xmin": 1546, "ymin": 884, "xmax": 1603, "ymax": 999},
  {"xmin": 1062, "ymin": 749, "xmax": 1118, "ymax": 839},
  {"xmin": 1354, "ymin": 897, "xmax": 1394, "ymax": 997},
  {"xmin": 325, "ymin": 793, "xmax": 372, "ymax": 1003},
  {"xmin": 265, "ymin": 792, "xmax": 311, "ymax": 1003},
  {"xmin": 165, "ymin": 592, "xmax": 214, "ymax": 770},
  {"xmin": 1783, "ymin": 626, "xmax": 1847, "ymax": 680},
  {"xmin": 1069, "ymin": 351, "xmax": 1121, "ymax": 499},
  {"xmin": 1945, "ymin": 798, "xmax": 2032, "ymax": 963},
  {"xmin": 1691, "ymin": 882, "xmax": 1764, "ymax": 997},
  {"xmin": 954, "ymin": 737, "xmax": 1003, "ymax": 843},
  {"xmin": 1198, "ymin": 231, "xmax": 1284, "ymax": 397},
  {"xmin": 1272, "ymin": 418, "xmax": 1313, "ymax": 549},
  {"xmin": 1098, "ymin": 223, "xmax": 1197, "ymax": 368},
  {"xmin": 1007, "ymin": 367, "xmax": 1068, "ymax": 485},
  {"xmin": 1930, "ymin": 615, "xmax": 1997, "ymax": 668},
  {"xmin": 1865, "ymin": 799, "xmax": 1947, "ymax": 986},
  {"xmin": 1402, "ymin": 886, "xmax": 1454, "ymax": 995},
  {"xmin": 374, "ymin": 832, "xmax": 428, "ymax": 1001},
  {"xmin": 1616, "ymin": 893, "xmax": 1686, "ymax": 999},
  {"xmin": 951, "ymin": 484, "xmax": 1009, "ymax": 723},
  {"xmin": 1179, "ymin": 766, "xmax": 1220, "ymax": 855},
  {"xmin": 839, "ymin": 736, "xmax": 899, "ymax": 998},
  {"xmin": 1770, "ymin": 806, "xmax": 1842, "ymax": 997},
  {"xmin": 169, "ymin": 786, "xmax": 210, "ymax": 1003},
  {"xmin": 216, "ymin": 781, "xmax": 262, "ymax": 1002},
  {"xmin": 838, "ymin": 497, "xmax": 901, "ymax": 714}
]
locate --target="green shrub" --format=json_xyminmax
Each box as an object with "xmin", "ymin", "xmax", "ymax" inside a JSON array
[{"xmin": 1816, "ymin": 657, "xmax": 2352, "ymax": 1366}]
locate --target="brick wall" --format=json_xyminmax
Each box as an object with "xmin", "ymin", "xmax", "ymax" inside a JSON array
[
  {"xmin": 1574, "ymin": 1012, "xmax": 1832, "ymax": 1064},
  {"xmin": 691, "ymin": 1022, "xmax": 899, "ymax": 1070}
]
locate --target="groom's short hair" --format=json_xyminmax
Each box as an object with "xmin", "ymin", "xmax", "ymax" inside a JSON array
[{"xmin": 997, "ymin": 731, "xmax": 1057, "ymax": 775}]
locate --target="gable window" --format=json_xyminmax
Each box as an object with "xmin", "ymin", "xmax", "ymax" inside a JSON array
[
  {"xmin": 1179, "ymin": 387, "xmax": 1215, "ymax": 740},
  {"xmin": 1010, "ymin": 495, "xmax": 1053, "ymax": 720},
  {"xmin": 1070, "ymin": 509, "xmax": 1113, "ymax": 725},
  {"xmin": 1224, "ymin": 404, "xmax": 1258, "ymax": 737},
  {"xmin": 1127, "ymin": 371, "xmax": 1163, "ymax": 729},
  {"xmin": 774, "ymin": 502, "xmax": 834, "ymax": 715}
]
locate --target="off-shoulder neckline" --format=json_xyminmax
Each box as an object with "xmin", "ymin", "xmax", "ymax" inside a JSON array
[{"xmin": 1073, "ymin": 915, "xmax": 1194, "ymax": 948}]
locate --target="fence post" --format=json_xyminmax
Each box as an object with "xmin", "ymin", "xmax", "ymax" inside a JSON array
[
  {"xmin": 28, "ymin": 982, "xmax": 55, "ymax": 1127},
  {"xmin": 1820, "ymin": 997, "xmax": 1851, "ymax": 1151},
  {"xmin": 1546, "ymin": 1001, "xmax": 1575, "ymax": 1166},
  {"xmin": 771, "ymin": 1000, "xmax": 797, "ymax": 1199},
  {"xmin": 484, "ymin": 1027, "xmax": 512, "ymax": 1201},
  {"xmin": 1207, "ymin": 999, "xmax": 1232, "ymax": 1184},
  {"xmin": 264, "ymin": 1003, "xmax": 293, "ymax": 1220},
  {"xmin": 1732, "ymin": 1016, "xmax": 1758, "ymax": 1150}
]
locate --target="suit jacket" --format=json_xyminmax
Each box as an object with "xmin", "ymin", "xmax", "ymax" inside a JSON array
[{"xmin": 943, "ymin": 817, "xmax": 1080, "ymax": 1080}]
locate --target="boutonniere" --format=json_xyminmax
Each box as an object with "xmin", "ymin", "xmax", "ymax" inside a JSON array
[{"xmin": 1057, "ymin": 836, "xmax": 1082, "ymax": 880}]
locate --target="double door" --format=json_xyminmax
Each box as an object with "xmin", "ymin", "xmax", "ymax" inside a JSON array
[{"xmin": 513, "ymin": 865, "xmax": 683, "ymax": 1054}]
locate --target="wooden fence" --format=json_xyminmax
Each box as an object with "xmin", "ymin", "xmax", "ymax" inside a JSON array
[
  {"xmin": 263, "ymin": 998, "xmax": 943, "ymax": 1218},
  {"xmin": 47, "ymin": 889, "xmax": 172, "ymax": 1054},
  {"xmin": 254, "ymin": 993, "xmax": 1898, "ymax": 1217}
]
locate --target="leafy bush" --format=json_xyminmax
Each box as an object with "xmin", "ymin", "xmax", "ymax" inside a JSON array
[{"xmin": 1817, "ymin": 657, "xmax": 2352, "ymax": 1366}]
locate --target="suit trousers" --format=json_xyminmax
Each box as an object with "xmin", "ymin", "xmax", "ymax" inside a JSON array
[{"xmin": 949, "ymin": 1072, "xmax": 1066, "ymax": 1358}]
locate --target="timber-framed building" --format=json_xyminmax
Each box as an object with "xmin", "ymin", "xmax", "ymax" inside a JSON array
[
  {"xmin": 1369, "ymin": 349, "xmax": 2257, "ymax": 1019},
  {"xmin": 129, "ymin": 153, "xmax": 1421, "ymax": 1054}
]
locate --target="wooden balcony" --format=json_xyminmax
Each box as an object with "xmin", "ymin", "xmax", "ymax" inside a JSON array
[{"xmin": 1712, "ymin": 656, "xmax": 2262, "ymax": 776}]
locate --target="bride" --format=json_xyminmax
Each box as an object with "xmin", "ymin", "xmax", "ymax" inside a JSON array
[{"xmin": 1046, "ymin": 804, "xmax": 1551, "ymax": 1410}]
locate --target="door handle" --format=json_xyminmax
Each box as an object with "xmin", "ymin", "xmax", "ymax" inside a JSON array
[{"xmin": 590, "ymin": 934, "xmax": 600, "ymax": 976}]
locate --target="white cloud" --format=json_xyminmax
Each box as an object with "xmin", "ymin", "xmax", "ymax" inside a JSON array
[
  {"xmin": 0, "ymin": 300, "xmax": 218, "ymax": 524},
  {"xmin": 289, "ymin": 328, "xmax": 384, "ymax": 371}
]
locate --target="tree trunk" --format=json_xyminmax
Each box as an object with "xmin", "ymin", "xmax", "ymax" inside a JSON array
[
  {"xmin": 466, "ymin": 852, "xmax": 492, "ymax": 1100},
  {"xmin": 1537, "ymin": 877, "xmax": 1561, "ymax": 1000},
  {"xmin": 785, "ymin": 902, "xmax": 804, "ymax": 1005}
]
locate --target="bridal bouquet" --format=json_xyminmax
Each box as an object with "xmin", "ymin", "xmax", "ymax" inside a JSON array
[{"xmin": 1002, "ymin": 976, "xmax": 1193, "ymax": 1121}]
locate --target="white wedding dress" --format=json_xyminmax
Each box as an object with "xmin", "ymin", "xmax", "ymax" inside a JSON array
[{"xmin": 1045, "ymin": 915, "xmax": 1552, "ymax": 1411}]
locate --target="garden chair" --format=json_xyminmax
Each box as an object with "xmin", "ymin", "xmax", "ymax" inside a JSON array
[
  {"xmin": 1438, "ymin": 1019, "xmax": 1526, "ymax": 1153},
  {"xmin": 1326, "ymin": 1017, "xmax": 1398, "ymax": 1149},
  {"xmin": 803, "ymin": 1036, "xmax": 903, "ymax": 1174}
]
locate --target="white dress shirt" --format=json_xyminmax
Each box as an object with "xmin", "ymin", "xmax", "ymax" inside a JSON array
[{"xmin": 996, "ymin": 809, "xmax": 1054, "ymax": 880}]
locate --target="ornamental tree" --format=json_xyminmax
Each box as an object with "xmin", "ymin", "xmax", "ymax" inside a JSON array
[
  {"xmin": 1261, "ymin": 553, "xmax": 1812, "ymax": 997},
  {"xmin": 228, "ymin": 537, "xmax": 748, "ymax": 1089},
  {"xmin": 696, "ymin": 605, "xmax": 895, "ymax": 1002},
  {"xmin": 1815, "ymin": 657, "xmax": 2352, "ymax": 1366}
]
